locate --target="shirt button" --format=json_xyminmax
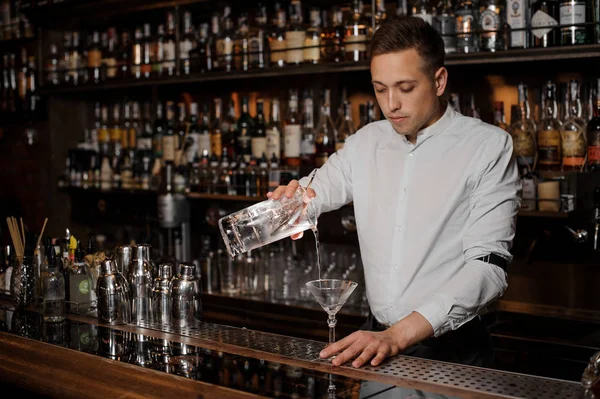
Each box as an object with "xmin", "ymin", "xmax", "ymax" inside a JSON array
[
  {"xmin": 409, "ymin": 152, "xmax": 414, "ymax": 157},
  {"xmin": 396, "ymin": 226, "xmax": 402, "ymax": 232},
  {"xmin": 401, "ymin": 189, "xmax": 407, "ymax": 194}
]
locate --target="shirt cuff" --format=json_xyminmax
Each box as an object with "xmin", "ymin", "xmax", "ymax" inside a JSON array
[{"xmin": 413, "ymin": 296, "xmax": 451, "ymax": 337}]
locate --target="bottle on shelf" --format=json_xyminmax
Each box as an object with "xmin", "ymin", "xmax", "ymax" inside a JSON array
[
  {"xmin": 154, "ymin": 24, "xmax": 166, "ymax": 77},
  {"xmin": 237, "ymin": 96, "xmax": 254, "ymax": 163},
  {"xmin": 493, "ymin": 101, "xmax": 509, "ymax": 132},
  {"xmin": 132, "ymin": 26, "xmax": 143, "ymax": 79},
  {"xmin": 507, "ymin": 0, "xmax": 528, "ymax": 48},
  {"xmin": 70, "ymin": 32, "xmax": 82, "ymax": 85},
  {"xmin": 510, "ymin": 83, "xmax": 538, "ymax": 173},
  {"xmin": 531, "ymin": 0, "xmax": 559, "ymax": 48},
  {"xmin": 142, "ymin": 23, "xmax": 153, "ymax": 78},
  {"xmin": 479, "ymin": 0, "xmax": 505, "ymax": 52},
  {"xmin": 164, "ymin": 12, "xmax": 177, "ymax": 76},
  {"xmin": 211, "ymin": 98, "xmax": 224, "ymax": 158},
  {"xmin": 284, "ymin": 89, "xmax": 302, "ymax": 167},
  {"xmin": 455, "ymin": 0, "xmax": 478, "ymax": 53},
  {"xmin": 301, "ymin": 90, "xmax": 316, "ymax": 166},
  {"xmin": 234, "ymin": 13, "xmax": 251, "ymax": 71},
  {"xmin": 336, "ymin": 101, "xmax": 355, "ymax": 151},
  {"xmin": 218, "ymin": 7, "xmax": 235, "ymax": 73},
  {"xmin": 285, "ymin": 0, "xmax": 306, "ymax": 65},
  {"xmin": 328, "ymin": 7, "xmax": 345, "ymax": 63},
  {"xmin": 269, "ymin": 3, "xmax": 287, "ymax": 68},
  {"xmin": 412, "ymin": 0, "xmax": 435, "ymax": 25},
  {"xmin": 46, "ymin": 44, "xmax": 60, "ymax": 85},
  {"xmin": 435, "ymin": 0, "xmax": 457, "ymax": 53},
  {"xmin": 559, "ymin": 0, "xmax": 587, "ymax": 45},
  {"xmin": 117, "ymin": 31, "xmax": 131, "ymax": 80},
  {"xmin": 561, "ymin": 80, "xmax": 587, "ymax": 171},
  {"xmin": 193, "ymin": 22, "xmax": 210, "ymax": 73},
  {"xmin": 345, "ymin": 0, "xmax": 370, "ymax": 62},
  {"xmin": 102, "ymin": 27, "xmax": 118, "ymax": 80},
  {"xmin": 267, "ymin": 97, "xmax": 283, "ymax": 162},
  {"xmin": 250, "ymin": 4, "xmax": 268, "ymax": 69},
  {"xmin": 314, "ymin": 89, "xmax": 336, "ymax": 167},
  {"xmin": 374, "ymin": 0, "xmax": 388, "ymax": 31},
  {"xmin": 207, "ymin": 14, "xmax": 221, "ymax": 72},
  {"xmin": 537, "ymin": 82, "xmax": 562, "ymax": 171},
  {"xmin": 304, "ymin": 8, "xmax": 321, "ymax": 64},
  {"xmin": 180, "ymin": 10, "xmax": 196, "ymax": 75},
  {"xmin": 587, "ymin": 78, "xmax": 600, "ymax": 172},
  {"xmin": 252, "ymin": 99, "xmax": 268, "ymax": 159}
]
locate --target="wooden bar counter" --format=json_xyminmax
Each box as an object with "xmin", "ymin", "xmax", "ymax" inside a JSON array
[{"xmin": 0, "ymin": 303, "xmax": 586, "ymax": 399}]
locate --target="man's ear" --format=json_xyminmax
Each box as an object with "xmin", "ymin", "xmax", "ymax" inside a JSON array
[{"xmin": 434, "ymin": 67, "xmax": 448, "ymax": 97}]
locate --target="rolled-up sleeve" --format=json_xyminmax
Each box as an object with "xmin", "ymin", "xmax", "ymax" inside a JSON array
[{"xmin": 414, "ymin": 132, "xmax": 522, "ymax": 336}]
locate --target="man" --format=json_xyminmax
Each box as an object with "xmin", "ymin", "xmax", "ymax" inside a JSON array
[{"xmin": 268, "ymin": 16, "xmax": 520, "ymax": 368}]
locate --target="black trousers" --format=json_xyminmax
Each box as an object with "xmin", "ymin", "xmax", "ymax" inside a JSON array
[{"xmin": 361, "ymin": 313, "xmax": 495, "ymax": 368}]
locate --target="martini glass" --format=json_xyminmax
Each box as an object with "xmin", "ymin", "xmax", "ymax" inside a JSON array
[{"xmin": 306, "ymin": 279, "xmax": 358, "ymax": 346}]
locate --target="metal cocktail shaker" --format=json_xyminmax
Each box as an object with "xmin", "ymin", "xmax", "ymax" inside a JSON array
[
  {"xmin": 133, "ymin": 244, "xmax": 156, "ymax": 279},
  {"xmin": 153, "ymin": 263, "xmax": 173, "ymax": 325},
  {"xmin": 97, "ymin": 258, "xmax": 131, "ymax": 325},
  {"xmin": 129, "ymin": 249, "xmax": 154, "ymax": 323},
  {"xmin": 171, "ymin": 263, "xmax": 202, "ymax": 328}
]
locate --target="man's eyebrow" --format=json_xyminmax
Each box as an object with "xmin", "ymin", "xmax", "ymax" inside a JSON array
[{"xmin": 371, "ymin": 80, "xmax": 418, "ymax": 85}]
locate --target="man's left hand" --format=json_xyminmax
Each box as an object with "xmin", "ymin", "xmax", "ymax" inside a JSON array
[{"xmin": 319, "ymin": 329, "xmax": 401, "ymax": 368}]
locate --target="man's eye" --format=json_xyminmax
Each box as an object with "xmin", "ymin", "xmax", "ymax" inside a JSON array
[
  {"xmin": 401, "ymin": 87, "xmax": 414, "ymax": 93},
  {"xmin": 375, "ymin": 88, "xmax": 386, "ymax": 94}
]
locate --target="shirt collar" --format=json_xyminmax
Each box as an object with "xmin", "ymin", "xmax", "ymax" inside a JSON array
[{"xmin": 382, "ymin": 103, "xmax": 455, "ymax": 149}]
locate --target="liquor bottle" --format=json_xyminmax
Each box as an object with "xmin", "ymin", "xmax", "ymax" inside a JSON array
[
  {"xmin": 267, "ymin": 98, "xmax": 283, "ymax": 162},
  {"xmin": 102, "ymin": 28, "xmax": 118, "ymax": 80},
  {"xmin": 189, "ymin": 153, "xmax": 202, "ymax": 193},
  {"xmin": 186, "ymin": 102, "xmax": 200, "ymax": 165},
  {"xmin": 42, "ymin": 247, "xmax": 66, "ymax": 323},
  {"xmin": 252, "ymin": 99, "xmax": 268, "ymax": 159},
  {"xmin": 314, "ymin": 90, "xmax": 337, "ymax": 167},
  {"xmin": 132, "ymin": 26, "xmax": 143, "ymax": 79},
  {"xmin": 301, "ymin": 91, "xmax": 316, "ymax": 166},
  {"xmin": 223, "ymin": 99, "xmax": 238, "ymax": 159},
  {"xmin": 285, "ymin": 0, "xmax": 306, "ymax": 65},
  {"xmin": 412, "ymin": 0, "xmax": 435, "ymax": 25},
  {"xmin": 284, "ymin": 90, "xmax": 302, "ymax": 167},
  {"xmin": 154, "ymin": 24, "xmax": 166, "ymax": 77},
  {"xmin": 176, "ymin": 102, "xmax": 187, "ymax": 165},
  {"xmin": 192, "ymin": 22, "xmax": 210, "ymax": 73},
  {"xmin": 237, "ymin": 96, "xmax": 254, "ymax": 162},
  {"xmin": 304, "ymin": 8, "xmax": 321, "ymax": 64},
  {"xmin": 117, "ymin": 31, "xmax": 131, "ymax": 79},
  {"xmin": 249, "ymin": 5, "xmax": 268, "ymax": 69},
  {"xmin": 336, "ymin": 102, "xmax": 355, "ymax": 151},
  {"xmin": 154, "ymin": 103, "xmax": 165, "ymax": 159},
  {"xmin": 537, "ymin": 82, "xmax": 562, "ymax": 171},
  {"xmin": 479, "ymin": 0, "xmax": 504, "ymax": 51},
  {"xmin": 507, "ymin": 0, "xmax": 528, "ymax": 48},
  {"xmin": 561, "ymin": 80, "xmax": 587, "ymax": 171},
  {"xmin": 375, "ymin": 0, "xmax": 388, "ymax": 31},
  {"xmin": 180, "ymin": 11, "xmax": 196, "ymax": 75},
  {"xmin": 70, "ymin": 32, "xmax": 81, "ymax": 85},
  {"xmin": 122, "ymin": 101, "xmax": 132, "ymax": 152},
  {"xmin": 98, "ymin": 104, "xmax": 110, "ymax": 151},
  {"xmin": 560, "ymin": 0, "xmax": 587, "ymax": 45},
  {"xmin": 531, "ymin": 0, "xmax": 559, "ymax": 47},
  {"xmin": 46, "ymin": 44, "xmax": 60, "ymax": 85},
  {"xmin": 163, "ymin": 101, "xmax": 176, "ymax": 164},
  {"xmin": 131, "ymin": 101, "xmax": 141, "ymax": 150},
  {"xmin": 587, "ymin": 78, "xmax": 600, "ymax": 172},
  {"xmin": 397, "ymin": 0, "xmax": 409, "ymax": 16},
  {"xmin": 208, "ymin": 14, "xmax": 221, "ymax": 71},
  {"xmin": 17, "ymin": 49, "xmax": 27, "ymax": 104},
  {"xmin": 436, "ymin": 0, "xmax": 457, "ymax": 53},
  {"xmin": 198, "ymin": 103, "xmax": 212, "ymax": 159},
  {"xmin": 138, "ymin": 102, "xmax": 153, "ymax": 151},
  {"xmin": 269, "ymin": 4, "xmax": 287, "ymax": 68},
  {"xmin": 510, "ymin": 83, "xmax": 537, "ymax": 172},
  {"xmin": 493, "ymin": 101, "xmax": 509, "ymax": 131},
  {"xmin": 164, "ymin": 12, "xmax": 177, "ymax": 76},
  {"xmin": 110, "ymin": 103, "xmax": 123, "ymax": 160},
  {"xmin": 329, "ymin": 8, "xmax": 346, "ymax": 63},
  {"xmin": 219, "ymin": 9, "xmax": 236, "ymax": 73},
  {"xmin": 88, "ymin": 31, "xmax": 102, "ymax": 83},
  {"xmin": 8, "ymin": 53, "xmax": 17, "ymax": 112},
  {"xmin": 345, "ymin": 0, "xmax": 369, "ymax": 62},
  {"xmin": 234, "ymin": 14, "xmax": 251, "ymax": 71},
  {"xmin": 142, "ymin": 24, "xmax": 153, "ymax": 78},
  {"xmin": 211, "ymin": 98, "xmax": 224, "ymax": 158},
  {"xmin": 455, "ymin": 0, "xmax": 478, "ymax": 53}
]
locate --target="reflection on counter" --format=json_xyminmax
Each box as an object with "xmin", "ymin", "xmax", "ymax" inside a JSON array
[{"xmin": 0, "ymin": 305, "xmax": 363, "ymax": 398}]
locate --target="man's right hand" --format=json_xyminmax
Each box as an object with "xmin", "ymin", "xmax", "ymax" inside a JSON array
[{"xmin": 266, "ymin": 179, "xmax": 316, "ymax": 240}]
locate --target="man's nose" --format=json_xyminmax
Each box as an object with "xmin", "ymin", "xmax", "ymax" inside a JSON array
[{"xmin": 388, "ymin": 91, "xmax": 401, "ymax": 112}]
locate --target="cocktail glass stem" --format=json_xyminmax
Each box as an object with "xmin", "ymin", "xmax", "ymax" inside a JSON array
[{"xmin": 327, "ymin": 314, "xmax": 337, "ymax": 345}]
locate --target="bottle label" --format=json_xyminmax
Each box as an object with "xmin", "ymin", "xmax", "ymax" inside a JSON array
[
  {"xmin": 480, "ymin": 9, "xmax": 500, "ymax": 37},
  {"xmin": 179, "ymin": 39, "xmax": 193, "ymax": 60},
  {"xmin": 137, "ymin": 137, "xmax": 152, "ymax": 150},
  {"xmin": 163, "ymin": 41, "xmax": 176, "ymax": 69},
  {"xmin": 217, "ymin": 38, "xmax": 234, "ymax": 60},
  {"xmin": 87, "ymin": 49, "xmax": 102, "ymax": 68},
  {"xmin": 303, "ymin": 36, "xmax": 321, "ymax": 62},
  {"xmin": 456, "ymin": 13, "xmax": 475, "ymax": 35},
  {"xmin": 513, "ymin": 131, "xmax": 536, "ymax": 158},
  {"xmin": 198, "ymin": 134, "xmax": 211, "ymax": 157},
  {"xmin": 103, "ymin": 58, "xmax": 117, "ymax": 78},
  {"xmin": 508, "ymin": 0, "xmax": 526, "ymax": 47},
  {"xmin": 531, "ymin": 10, "xmax": 559, "ymax": 39},
  {"xmin": 163, "ymin": 135, "xmax": 175, "ymax": 162},
  {"xmin": 211, "ymin": 133, "xmax": 222, "ymax": 158},
  {"xmin": 301, "ymin": 136, "xmax": 315, "ymax": 155},
  {"xmin": 284, "ymin": 124, "xmax": 301, "ymax": 158},
  {"xmin": 266, "ymin": 128, "xmax": 281, "ymax": 159},
  {"xmin": 345, "ymin": 34, "xmax": 368, "ymax": 53},
  {"xmin": 249, "ymin": 35, "xmax": 264, "ymax": 66},
  {"xmin": 521, "ymin": 177, "xmax": 536, "ymax": 210},
  {"xmin": 110, "ymin": 127, "xmax": 121, "ymax": 142},
  {"xmin": 560, "ymin": 3, "xmax": 586, "ymax": 25},
  {"xmin": 538, "ymin": 129, "xmax": 561, "ymax": 165},
  {"xmin": 440, "ymin": 16, "xmax": 457, "ymax": 52},
  {"xmin": 285, "ymin": 31, "xmax": 306, "ymax": 63},
  {"xmin": 561, "ymin": 130, "xmax": 586, "ymax": 166},
  {"xmin": 252, "ymin": 137, "xmax": 268, "ymax": 158},
  {"xmin": 270, "ymin": 37, "xmax": 286, "ymax": 63},
  {"xmin": 588, "ymin": 145, "xmax": 600, "ymax": 162}
]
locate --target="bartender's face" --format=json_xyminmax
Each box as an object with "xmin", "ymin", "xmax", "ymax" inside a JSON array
[{"xmin": 371, "ymin": 49, "xmax": 447, "ymax": 138}]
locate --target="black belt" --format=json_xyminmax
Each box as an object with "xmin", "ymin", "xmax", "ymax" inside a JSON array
[{"xmin": 475, "ymin": 253, "xmax": 508, "ymax": 271}]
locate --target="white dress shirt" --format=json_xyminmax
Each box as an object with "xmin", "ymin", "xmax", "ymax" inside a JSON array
[{"xmin": 299, "ymin": 105, "xmax": 521, "ymax": 337}]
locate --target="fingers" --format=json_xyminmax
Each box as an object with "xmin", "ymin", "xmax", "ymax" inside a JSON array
[
  {"xmin": 269, "ymin": 185, "xmax": 286, "ymax": 200},
  {"xmin": 303, "ymin": 188, "xmax": 316, "ymax": 204},
  {"xmin": 291, "ymin": 231, "xmax": 304, "ymax": 240},
  {"xmin": 352, "ymin": 344, "xmax": 379, "ymax": 368},
  {"xmin": 320, "ymin": 335, "xmax": 354, "ymax": 359},
  {"xmin": 332, "ymin": 342, "xmax": 364, "ymax": 367},
  {"xmin": 371, "ymin": 349, "xmax": 388, "ymax": 366},
  {"xmin": 284, "ymin": 180, "xmax": 300, "ymax": 198}
]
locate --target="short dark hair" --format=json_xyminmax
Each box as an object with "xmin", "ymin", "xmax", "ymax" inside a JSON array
[{"xmin": 369, "ymin": 16, "xmax": 445, "ymax": 77}]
